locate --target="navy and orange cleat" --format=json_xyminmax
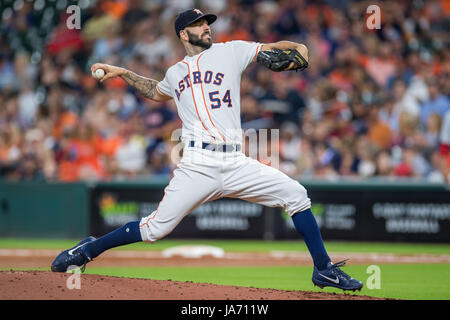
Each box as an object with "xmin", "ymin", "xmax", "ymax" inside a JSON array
[
  {"xmin": 51, "ymin": 236, "xmax": 96, "ymax": 273},
  {"xmin": 312, "ymin": 259, "xmax": 363, "ymax": 292}
]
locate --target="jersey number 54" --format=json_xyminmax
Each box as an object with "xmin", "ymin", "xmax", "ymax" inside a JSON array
[{"xmin": 209, "ymin": 90, "xmax": 232, "ymax": 109}]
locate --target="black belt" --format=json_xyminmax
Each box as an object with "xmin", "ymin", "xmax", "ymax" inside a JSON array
[{"xmin": 189, "ymin": 141, "xmax": 241, "ymax": 152}]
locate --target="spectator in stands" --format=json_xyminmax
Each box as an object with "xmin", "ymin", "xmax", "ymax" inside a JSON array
[
  {"xmin": 68, "ymin": 121, "xmax": 103, "ymax": 181},
  {"xmin": 19, "ymin": 153, "xmax": 45, "ymax": 181},
  {"xmin": 0, "ymin": 0, "xmax": 448, "ymax": 184},
  {"xmin": 420, "ymin": 79, "xmax": 450, "ymax": 127},
  {"xmin": 114, "ymin": 117, "xmax": 147, "ymax": 179}
]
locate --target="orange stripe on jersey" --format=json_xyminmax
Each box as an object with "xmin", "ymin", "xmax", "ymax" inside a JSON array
[
  {"xmin": 253, "ymin": 43, "xmax": 263, "ymax": 62},
  {"xmin": 197, "ymin": 52, "xmax": 226, "ymax": 142},
  {"xmin": 181, "ymin": 60, "xmax": 217, "ymax": 142}
]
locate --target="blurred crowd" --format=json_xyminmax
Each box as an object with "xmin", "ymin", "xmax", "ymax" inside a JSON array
[{"xmin": 0, "ymin": 0, "xmax": 449, "ymax": 183}]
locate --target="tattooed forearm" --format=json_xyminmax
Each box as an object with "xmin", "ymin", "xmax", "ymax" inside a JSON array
[{"xmin": 121, "ymin": 71, "xmax": 159, "ymax": 100}]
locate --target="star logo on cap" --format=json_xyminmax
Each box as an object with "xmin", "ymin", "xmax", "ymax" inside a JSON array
[{"xmin": 193, "ymin": 9, "xmax": 203, "ymax": 15}]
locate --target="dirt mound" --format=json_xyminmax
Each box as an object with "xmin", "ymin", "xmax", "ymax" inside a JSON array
[{"xmin": 0, "ymin": 270, "xmax": 382, "ymax": 300}]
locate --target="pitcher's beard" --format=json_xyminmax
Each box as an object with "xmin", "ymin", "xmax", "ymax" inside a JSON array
[{"xmin": 186, "ymin": 30, "xmax": 212, "ymax": 49}]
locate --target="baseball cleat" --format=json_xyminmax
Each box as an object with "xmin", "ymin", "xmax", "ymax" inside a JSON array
[
  {"xmin": 51, "ymin": 236, "xmax": 96, "ymax": 273},
  {"xmin": 312, "ymin": 259, "xmax": 363, "ymax": 291}
]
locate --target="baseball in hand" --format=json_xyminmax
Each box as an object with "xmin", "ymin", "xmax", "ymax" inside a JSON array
[{"xmin": 92, "ymin": 68, "xmax": 105, "ymax": 80}]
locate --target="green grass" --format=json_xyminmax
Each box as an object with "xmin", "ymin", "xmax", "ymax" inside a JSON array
[
  {"xmin": 1, "ymin": 238, "xmax": 449, "ymax": 300},
  {"xmin": 4, "ymin": 264, "xmax": 449, "ymax": 300},
  {"xmin": 83, "ymin": 264, "xmax": 449, "ymax": 300},
  {"xmin": 1, "ymin": 238, "xmax": 450, "ymax": 255}
]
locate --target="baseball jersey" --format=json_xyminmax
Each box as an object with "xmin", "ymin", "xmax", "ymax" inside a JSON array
[{"xmin": 156, "ymin": 40, "xmax": 262, "ymax": 144}]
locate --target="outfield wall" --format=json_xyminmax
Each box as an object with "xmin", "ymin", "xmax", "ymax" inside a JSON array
[
  {"xmin": 1, "ymin": 180, "xmax": 449, "ymax": 242},
  {"xmin": 0, "ymin": 181, "xmax": 89, "ymax": 238}
]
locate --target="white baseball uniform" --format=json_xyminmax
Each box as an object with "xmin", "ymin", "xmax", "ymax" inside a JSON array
[{"xmin": 139, "ymin": 40, "xmax": 311, "ymax": 242}]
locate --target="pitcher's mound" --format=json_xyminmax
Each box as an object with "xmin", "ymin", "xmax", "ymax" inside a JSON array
[{"xmin": 0, "ymin": 270, "xmax": 383, "ymax": 300}]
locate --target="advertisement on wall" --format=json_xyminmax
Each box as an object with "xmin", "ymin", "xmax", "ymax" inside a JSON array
[
  {"xmin": 275, "ymin": 189, "xmax": 450, "ymax": 242},
  {"xmin": 90, "ymin": 184, "xmax": 450, "ymax": 242}
]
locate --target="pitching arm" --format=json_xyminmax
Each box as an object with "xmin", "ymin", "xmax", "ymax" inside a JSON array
[{"xmin": 91, "ymin": 63, "xmax": 172, "ymax": 102}]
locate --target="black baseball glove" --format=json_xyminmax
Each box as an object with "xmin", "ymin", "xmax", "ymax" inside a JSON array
[{"xmin": 256, "ymin": 48, "xmax": 309, "ymax": 72}]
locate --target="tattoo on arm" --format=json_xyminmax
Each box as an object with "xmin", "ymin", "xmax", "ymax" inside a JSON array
[{"xmin": 121, "ymin": 71, "xmax": 159, "ymax": 100}]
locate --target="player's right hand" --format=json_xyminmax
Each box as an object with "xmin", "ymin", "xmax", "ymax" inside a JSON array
[{"xmin": 90, "ymin": 63, "xmax": 126, "ymax": 83}]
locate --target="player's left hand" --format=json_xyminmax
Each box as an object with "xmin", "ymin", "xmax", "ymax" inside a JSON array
[
  {"xmin": 256, "ymin": 46, "xmax": 309, "ymax": 72},
  {"xmin": 285, "ymin": 44, "xmax": 308, "ymax": 71}
]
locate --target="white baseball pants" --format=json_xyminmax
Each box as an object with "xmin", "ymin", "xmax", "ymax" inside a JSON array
[{"xmin": 139, "ymin": 146, "xmax": 311, "ymax": 242}]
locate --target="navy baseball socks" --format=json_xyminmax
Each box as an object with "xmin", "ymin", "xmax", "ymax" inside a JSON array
[
  {"xmin": 292, "ymin": 208, "xmax": 363, "ymax": 291},
  {"xmin": 84, "ymin": 221, "xmax": 142, "ymax": 259},
  {"xmin": 51, "ymin": 221, "xmax": 142, "ymax": 272},
  {"xmin": 291, "ymin": 208, "xmax": 330, "ymax": 270}
]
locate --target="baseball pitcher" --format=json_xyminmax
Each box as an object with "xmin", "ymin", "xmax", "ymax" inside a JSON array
[{"xmin": 51, "ymin": 9, "xmax": 363, "ymax": 291}]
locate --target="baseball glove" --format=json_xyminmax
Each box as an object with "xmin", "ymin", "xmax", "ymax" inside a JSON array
[{"xmin": 256, "ymin": 48, "xmax": 308, "ymax": 72}]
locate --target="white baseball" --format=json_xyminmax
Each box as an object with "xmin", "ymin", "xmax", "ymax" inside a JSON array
[{"xmin": 92, "ymin": 68, "xmax": 105, "ymax": 80}]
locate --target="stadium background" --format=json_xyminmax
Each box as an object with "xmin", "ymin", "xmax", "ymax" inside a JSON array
[
  {"xmin": 1, "ymin": 0, "xmax": 449, "ymax": 182},
  {"xmin": 0, "ymin": 0, "xmax": 449, "ymax": 300}
]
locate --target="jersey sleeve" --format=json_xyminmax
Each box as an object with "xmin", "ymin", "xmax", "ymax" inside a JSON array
[
  {"xmin": 229, "ymin": 40, "xmax": 263, "ymax": 73},
  {"xmin": 156, "ymin": 73, "xmax": 173, "ymax": 97}
]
